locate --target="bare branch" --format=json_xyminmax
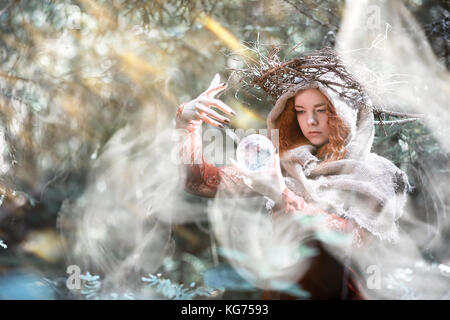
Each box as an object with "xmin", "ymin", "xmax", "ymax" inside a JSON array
[{"xmin": 281, "ymin": 0, "xmax": 336, "ymax": 30}]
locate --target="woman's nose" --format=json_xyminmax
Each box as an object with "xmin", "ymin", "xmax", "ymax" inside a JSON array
[{"xmin": 307, "ymin": 113, "xmax": 318, "ymax": 125}]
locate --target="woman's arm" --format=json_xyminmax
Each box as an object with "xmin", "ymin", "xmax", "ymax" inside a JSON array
[
  {"xmin": 272, "ymin": 187, "xmax": 369, "ymax": 247},
  {"xmin": 176, "ymin": 109, "xmax": 258, "ymax": 198},
  {"xmin": 176, "ymin": 77, "xmax": 258, "ymax": 198}
]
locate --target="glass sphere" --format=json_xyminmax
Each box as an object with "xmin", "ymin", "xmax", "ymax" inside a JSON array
[{"xmin": 236, "ymin": 134, "xmax": 275, "ymax": 172}]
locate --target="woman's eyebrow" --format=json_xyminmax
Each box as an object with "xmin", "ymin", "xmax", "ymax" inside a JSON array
[{"xmin": 295, "ymin": 102, "xmax": 327, "ymax": 108}]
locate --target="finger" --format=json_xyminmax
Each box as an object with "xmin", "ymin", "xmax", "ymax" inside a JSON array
[
  {"xmin": 273, "ymin": 153, "xmax": 280, "ymax": 169},
  {"xmin": 270, "ymin": 153, "xmax": 282, "ymax": 174},
  {"xmin": 229, "ymin": 158, "xmax": 252, "ymax": 177},
  {"xmin": 229, "ymin": 158, "xmax": 241, "ymax": 171},
  {"xmin": 208, "ymin": 73, "xmax": 221, "ymax": 90},
  {"xmin": 195, "ymin": 103, "xmax": 230, "ymax": 124},
  {"xmin": 242, "ymin": 176, "xmax": 253, "ymax": 189},
  {"xmin": 229, "ymin": 158, "xmax": 253, "ymax": 188},
  {"xmin": 204, "ymin": 82, "xmax": 227, "ymax": 98},
  {"xmin": 201, "ymin": 74, "xmax": 221, "ymax": 96},
  {"xmin": 198, "ymin": 98, "xmax": 236, "ymax": 116},
  {"xmin": 229, "ymin": 158, "xmax": 247, "ymax": 175},
  {"xmin": 195, "ymin": 111, "xmax": 223, "ymax": 128}
]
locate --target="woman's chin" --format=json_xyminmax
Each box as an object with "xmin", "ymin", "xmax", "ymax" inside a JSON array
[{"xmin": 308, "ymin": 138, "xmax": 328, "ymax": 148}]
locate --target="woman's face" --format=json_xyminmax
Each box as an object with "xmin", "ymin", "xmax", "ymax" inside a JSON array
[{"xmin": 294, "ymin": 88, "xmax": 331, "ymax": 147}]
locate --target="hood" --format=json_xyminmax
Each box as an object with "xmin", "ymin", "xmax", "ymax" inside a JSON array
[{"xmin": 266, "ymin": 78, "xmax": 375, "ymax": 160}]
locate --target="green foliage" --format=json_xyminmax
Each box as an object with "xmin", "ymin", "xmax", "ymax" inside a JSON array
[
  {"xmin": 203, "ymin": 264, "xmax": 310, "ymax": 298},
  {"xmin": 204, "ymin": 264, "xmax": 256, "ymax": 291},
  {"xmin": 142, "ymin": 273, "xmax": 215, "ymax": 300},
  {"xmin": 80, "ymin": 272, "xmax": 135, "ymax": 300},
  {"xmin": 373, "ymin": 116, "xmax": 449, "ymax": 253},
  {"xmin": 374, "ymin": 118, "xmax": 442, "ymax": 166},
  {"xmin": 268, "ymin": 280, "xmax": 310, "ymax": 298},
  {"xmin": 79, "ymin": 272, "xmax": 101, "ymax": 300}
]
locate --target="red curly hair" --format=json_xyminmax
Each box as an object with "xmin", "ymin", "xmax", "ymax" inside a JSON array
[{"xmin": 274, "ymin": 95, "xmax": 350, "ymax": 163}]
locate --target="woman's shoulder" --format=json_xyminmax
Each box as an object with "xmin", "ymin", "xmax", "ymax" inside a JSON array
[
  {"xmin": 364, "ymin": 152, "xmax": 400, "ymax": 170},
  {"xmin": 365, "ymin": 153, "xmax": 411, "ymax": 193}
]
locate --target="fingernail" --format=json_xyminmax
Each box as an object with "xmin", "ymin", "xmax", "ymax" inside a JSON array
[
  {"xmin": 224, "ymin": 118, "xmax": 230, "ymax": 123},
  {"xmin": 231, "ymin": 110, "xmax": 237, "ymax": 116},
  {"xmin": 219, "ymin": 124, "xmax": 224, "ymax": 128},
  {"xmin": 220, "ymin": 82, "xmax": 226, "ymax": 87}
]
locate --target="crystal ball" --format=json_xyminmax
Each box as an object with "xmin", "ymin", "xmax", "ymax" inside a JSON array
[{"xmin": 236, "ymin": 134, "xmax": 275, "ymax": 172}]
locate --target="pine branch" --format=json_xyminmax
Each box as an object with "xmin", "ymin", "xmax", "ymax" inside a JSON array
[
  {"xmin": 374, "ymin": 118, "xmax": 419, "ymax": 125},
  {"xmin": 375, "ymin": 109, "xmax": 424, "ymax": 118}
]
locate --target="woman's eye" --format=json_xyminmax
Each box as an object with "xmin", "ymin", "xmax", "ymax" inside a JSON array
[
  {"xmin": 296, "ymin": 110, "xmax": 305, "ymax": 114},
  {"xmin": 317, "ymin": 109, "xmax": 326, "ymax": 113}
]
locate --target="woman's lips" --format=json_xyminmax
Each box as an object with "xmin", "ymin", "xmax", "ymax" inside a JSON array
[{"xmin": 308, "ymin": 131, "xmax": 322, "ymax": 135}]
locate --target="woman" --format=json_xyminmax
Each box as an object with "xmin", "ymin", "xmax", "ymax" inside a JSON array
[{"xmin": 175, "ymin": 48, "xmax": 410, "ymax": 299}]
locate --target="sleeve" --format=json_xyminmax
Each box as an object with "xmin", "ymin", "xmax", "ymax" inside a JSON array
[
  {"xmin": 272, "ymin": 187, "xmax": 370, "ymax": 248},
  {"xmin": 176, "ymin": 106, "xmax": 258, "ymax": 198}
]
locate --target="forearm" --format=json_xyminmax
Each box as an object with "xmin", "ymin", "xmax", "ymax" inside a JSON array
[
  {"xmin": 177, "ymin": 106, "xmax": 216, "ymax": 196},
  {"xmin": 176, "ymin": 107, "xmax": 257, "ymax": 198}
]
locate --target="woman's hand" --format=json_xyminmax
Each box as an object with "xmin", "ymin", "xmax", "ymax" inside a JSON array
[
  {"xmin": 230, "ymin": 153, "xmax": 287, "ymax": 202},
  {"xmin": 176, "ymin": 73, "xmax": 236, "ymax": 128}
]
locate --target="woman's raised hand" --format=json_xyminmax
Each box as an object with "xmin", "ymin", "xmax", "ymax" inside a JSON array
[{"xmin": 177, "ymin": 73, "xmax": 236, "ymax": 128}]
